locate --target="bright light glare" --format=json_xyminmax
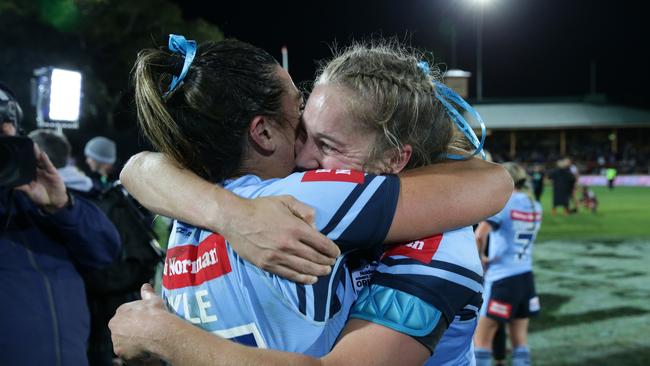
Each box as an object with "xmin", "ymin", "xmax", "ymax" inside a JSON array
[{"xmin": 49, "ymin": 68, "xmax": 81, "ymax": 121}]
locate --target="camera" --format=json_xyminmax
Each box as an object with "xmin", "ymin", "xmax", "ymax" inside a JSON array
[
  {"xmin": 0, "ymin": 136, "xmax": 36, "ymax": 188},
  {"xmin": 1, "ymin": 83, "xmax": 35, "ymax": 188}
]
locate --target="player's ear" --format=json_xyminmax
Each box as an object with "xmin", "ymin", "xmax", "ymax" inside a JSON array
[
  {"xmin": 385, "ymin": 144, "xmax": 412, "ymax": 174},
  {"xmin": 248, "ymin": 115, "xmax": 276, "ymax": 154}
]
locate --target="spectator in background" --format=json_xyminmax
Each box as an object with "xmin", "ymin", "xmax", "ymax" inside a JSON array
[
  {"xmin": 548, "ymin": 158, "xmax": 575, "ymax": 216},
  {"xmin": 81, "ymin": 183, "xmax": 162, "ymax": 366},
  {"xmin": 85, "ymin": 136, "xmax": 117, "ymax": 193},
  {"xmin": 606, "ymin": 166, "xmax": 617, "ymax": 190},
  {"xmin": 597, "ymin": 155, "xmax": 606, "ymax": 172},
  {"xmin": 28, "ymin": 129, "xmax": 94, "ymax": 193},
  {"xmin": 1, "ymin": 84, "xmax": 121, "ymax": 366},
  {"xmin": 580, "ymin": 186, "xmax": 598, "ymax": 213},
  {"xmin": 531, "ymin": 164, "xmax": 545, "ymax": 202},
  {"xmin": 568, "ymin": 158, "xmax": 580, "ymax": 212}
]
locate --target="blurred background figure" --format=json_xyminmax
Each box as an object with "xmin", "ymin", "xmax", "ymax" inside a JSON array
[
  {"xmin": 476, "ymin": 150, "xmax": 508, "ymax": 365},
  {"xmin": 80, "ymin": 180, "xmax": 163, "ymax": 366},
  {"xmin": 474, "ymin": 162, "xmax": 542, "ymax": 366},
  {"xmin": 84, "ymin": 136, "xmax": 117, "ymax": 193},
  {"xmin": 568, "ymin": 159, "xmax": 580, "ymax": 212},
  {"xmin": 606, "ymin": 166, "xmax": 618, "ymax": 190},
  {"xmin": 531, "ymin": 164, "xmax": 545, "ymax": 202},
  {"xmin": 28, "ymin": 129, "xmax": 94, "ymax": 193},
  {"xmin": 579, "ymin": 185, "xmax": 598, "ymax": 213},
  {"xmin": 82, "ymin": 136, "xmax": 162, "ymax": 366},
  {"xmin": 548, "ymin": 158, "xmax": 576, "ymax": 216}
]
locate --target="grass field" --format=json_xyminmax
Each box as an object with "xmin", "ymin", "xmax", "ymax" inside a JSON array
[
  {"xmin": 526, "ymin": 186, "xmax": 650, "ymax": 365},
  {"xmin": 536, "ymin": 186, "xmax": 650, "ymax": 242}
]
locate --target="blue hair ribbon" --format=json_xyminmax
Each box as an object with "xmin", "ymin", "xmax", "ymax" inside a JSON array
[
  {"xmin": 417, "ymin": 61, "xmax": 431, "ymax": 77},
  {"xmin": 164, "ymin": 34, "xmax": 197, "ymax": 97},
  {"xmin": 417, "ymin": 61, "xmax": 486, "ymax": 160}
]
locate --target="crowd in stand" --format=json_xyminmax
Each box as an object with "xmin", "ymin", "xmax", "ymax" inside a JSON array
[{"xmin": 488, "ymin": 141, "xmax": 649, "ymax": 175}]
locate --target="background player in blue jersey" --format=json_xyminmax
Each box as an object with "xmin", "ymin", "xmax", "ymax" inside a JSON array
[
  {"xmin": 473, "ymin": 162, "xmax": 542, "ymax": 366},
  {"xmin": 110, "ymin": 37, "xmax": 511, "ymax": 364}
]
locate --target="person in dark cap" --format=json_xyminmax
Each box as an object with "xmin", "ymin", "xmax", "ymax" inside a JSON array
[{"xmin": 84, "ymin": 136, "xmax": 117, "ymax": 192}]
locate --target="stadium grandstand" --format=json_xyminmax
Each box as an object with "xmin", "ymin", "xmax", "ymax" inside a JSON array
[{"xmin": 471, "ymin": 97, "xmax": 650, "ymax": 176}]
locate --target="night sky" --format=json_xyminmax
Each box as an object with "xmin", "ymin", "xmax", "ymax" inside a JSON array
[{"xmin": 175, "ymin": 0, "xmax": 649, "ymax": 105}]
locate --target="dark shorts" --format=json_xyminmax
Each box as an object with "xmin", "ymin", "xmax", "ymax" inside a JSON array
[
  {"xmin": 553, "ymin": 194, "xmax": 570, "ymax": 208},
  {"xmin": 481, "ymin": 272, "xmax": 540, "ymax": 322}
]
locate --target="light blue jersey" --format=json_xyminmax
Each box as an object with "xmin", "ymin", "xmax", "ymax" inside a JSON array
[
  {"xmin": 485, "ymin": 192, "xmax": 542, "ymax": 282},
  {"xmin": 161, "ymin": 169, "xmax": 399, "ymax": 356},
  {"xmin": 426, "ymin": 316, "xmax": 478, "ymax": 366},
  {"xmin": 351, "ymin": 227, "xmax": 484, "ymax": 365}
]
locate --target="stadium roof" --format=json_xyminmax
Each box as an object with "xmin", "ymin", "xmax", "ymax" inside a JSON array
[{"xmin": 470, "ymin": 101, "xmax": 650, "ymax": 130}]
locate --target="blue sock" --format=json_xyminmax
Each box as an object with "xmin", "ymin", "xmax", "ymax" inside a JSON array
[
  {"xmin": 512, "ymin": 346, "xmax": 531, "ymax": 366},
  {"xmin": 475, "ymin": 347, "xmax": 492, "ymax": 366}
]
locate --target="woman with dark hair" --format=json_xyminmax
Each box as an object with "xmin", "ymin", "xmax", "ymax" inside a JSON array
[{"xmin": 110, "ymin": 36, "xmax": 512, "ymax": 365}]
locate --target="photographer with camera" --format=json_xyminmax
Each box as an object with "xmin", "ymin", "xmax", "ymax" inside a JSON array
[
  {"xmin": 1, "ymin": 83, "xmax": 121, "ymax": 366},
  {"xmin": 30, "ymin": 128, "xmax": 163, "ymax": 366}
]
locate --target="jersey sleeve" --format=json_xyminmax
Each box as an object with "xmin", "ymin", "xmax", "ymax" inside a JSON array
[
  {"xmin": 237, "ymin": 169, "xmax": 400, "ymax": 253},
  {"xmin": 350, "ymin": 234, "xmax": 483, "ymax": 354}
]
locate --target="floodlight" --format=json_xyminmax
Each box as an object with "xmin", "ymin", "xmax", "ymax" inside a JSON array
[{"xmin": 32, "ymin": 67, "xmax": 82, "ymax": 129}]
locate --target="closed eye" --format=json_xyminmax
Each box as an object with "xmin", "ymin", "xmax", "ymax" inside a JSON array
[{"xmin": 319, "ymin": 140, "xmax": 339, "ymax": 154}]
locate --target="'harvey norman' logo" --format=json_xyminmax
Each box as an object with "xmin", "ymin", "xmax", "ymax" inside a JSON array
[
  {"xmin": 301, "ymin": 169, "xmax": 365, "ymax": 184},
  {"xmin": 487, "ymin": 299, "xmax": 512, "ymax": 319},
  {"xmin": 510, "ymin": 210, "xmax": 542, "ymax": 222},
  {"xmin": 382, "ymin": 234, "xmax": 443, "ymax": 264},
  {"xmin": 163, "ymin": 233, "xmax": 232, "ymax": 290}
]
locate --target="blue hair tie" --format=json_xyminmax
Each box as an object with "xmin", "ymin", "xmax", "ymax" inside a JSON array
[
  {"xmin": 164, "ymin": 34, "xmax": 197, "ymax": 97},
  {"xmin": 417, "ymin": 61, "xmax": 431, "ymax": 77},
  {"xmin": 417, "ymin": 61, "xmax": 486, "ymax": 160}
]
